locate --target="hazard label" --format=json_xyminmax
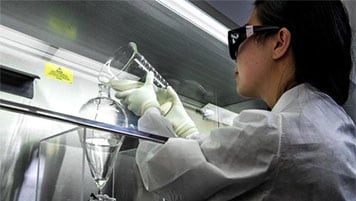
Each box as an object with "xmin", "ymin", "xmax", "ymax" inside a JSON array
[{"xmin": 45, "ymin": 62, "xmax": 73, "ymax": 84}]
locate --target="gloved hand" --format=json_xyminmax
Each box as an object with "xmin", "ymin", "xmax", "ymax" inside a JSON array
[
  {"xmin": 156, "ymin": 86, "xmax": 199, "ymax": 138},
  {"xmin": 111, "ymin": 71, "xmax": 159, "ymax": 116}
]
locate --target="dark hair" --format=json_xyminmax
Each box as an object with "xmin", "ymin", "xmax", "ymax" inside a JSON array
[{"xmin": 254, "ymin": 0, "xmax": 353, "ymax": 105}]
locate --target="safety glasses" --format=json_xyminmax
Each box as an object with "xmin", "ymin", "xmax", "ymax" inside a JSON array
[{"xmin": 228, "ymin": 25, "xmax": 280, "ymax": 60}]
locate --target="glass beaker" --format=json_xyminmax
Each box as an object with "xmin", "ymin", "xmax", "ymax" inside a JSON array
[
  {"xmin": 104, "ymin": 42, "xmax": 169, "ymax": 88},
  {"xmin": 104, "ymin": 42, "xmax": 173, "ymax": 115}
]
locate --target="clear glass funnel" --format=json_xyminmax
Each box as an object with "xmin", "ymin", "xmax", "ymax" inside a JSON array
[
  {"xmin": 83, "ymin": 129, "xmax": 122, "ymax": 201},
  {"xmin": 79, "ymin": 84, "xmax": 128, "ymax": 201}
]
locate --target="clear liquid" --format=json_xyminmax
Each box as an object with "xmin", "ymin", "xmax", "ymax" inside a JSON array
[{"xmin": 84, "ymin": 136, "xmax": 122, "ymax": 190}]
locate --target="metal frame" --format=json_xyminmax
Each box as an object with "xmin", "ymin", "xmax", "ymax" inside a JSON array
[{"xmin": 0, "ymin": 98, "xmax": 168, "ymax": 144}]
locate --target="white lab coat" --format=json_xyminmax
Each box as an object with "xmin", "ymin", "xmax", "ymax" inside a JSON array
[{"xmin": 135, "ymin": 84, "xmax": 356, "ymax": 201}]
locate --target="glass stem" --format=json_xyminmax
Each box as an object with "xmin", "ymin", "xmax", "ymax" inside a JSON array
[{"xmin": 98, "ymin": 83, "xmax": 111, "ymax": 98}]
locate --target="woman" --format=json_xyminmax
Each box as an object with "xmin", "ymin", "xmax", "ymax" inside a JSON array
[{"xmin": 111, "ymin": 0, "xmax": 356, "ymax": 200}]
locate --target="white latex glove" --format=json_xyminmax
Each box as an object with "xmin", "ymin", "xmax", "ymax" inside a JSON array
[
  {"xmin": 112, "ymin": 71, "xmax": 159, "ymax": 116},
  {"xmin": 156, "ymin": 86, "xmax": 199, "ymax": 138}
]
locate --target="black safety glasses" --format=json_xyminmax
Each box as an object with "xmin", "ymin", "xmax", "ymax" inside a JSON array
[{"xmin": 228, "ymin": 25, "xmax": 280, "ymax": 60}]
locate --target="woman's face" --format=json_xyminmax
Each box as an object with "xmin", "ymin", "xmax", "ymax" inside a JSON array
[{"xmin": 234, "ymin": 9, "xmax": 274, "ymax": 99}]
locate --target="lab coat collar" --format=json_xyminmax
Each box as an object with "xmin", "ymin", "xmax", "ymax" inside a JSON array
[{"xmin": 272, "ymin": 83, "xmax": 308, "ymax": 113}]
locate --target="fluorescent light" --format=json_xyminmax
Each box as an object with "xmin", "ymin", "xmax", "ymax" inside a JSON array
[{"xmin": 155, "ymin": 0, "xmax": 229, "ymax": 44}]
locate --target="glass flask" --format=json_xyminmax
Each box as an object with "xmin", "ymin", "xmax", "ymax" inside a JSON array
[
  {"xmin": 79, "ymin": 83, "xmax": 128, "ymax": 201},
  {"xmin": 79, "ymin": 83, "xmax": 128, "ymax": 128}
]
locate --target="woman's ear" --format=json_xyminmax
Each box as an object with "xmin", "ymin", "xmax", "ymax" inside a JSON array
[{"xmin": 272, "ymin": 27, "xmax": 292, "ymax": 60}]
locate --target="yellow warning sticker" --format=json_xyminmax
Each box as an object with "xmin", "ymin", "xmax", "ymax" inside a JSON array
[{"xmin": 45, "ymin": 62, "xmax": 73, "ymax": 83}]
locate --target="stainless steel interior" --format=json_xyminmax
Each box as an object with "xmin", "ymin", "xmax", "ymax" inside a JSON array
[{"xmin": 0, "ymin": 0, "xmax": 261, "ymax": 108}]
